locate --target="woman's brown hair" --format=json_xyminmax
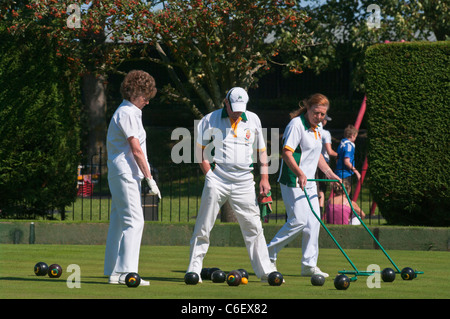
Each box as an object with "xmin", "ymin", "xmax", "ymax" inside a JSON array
[
  {"xmin": 332, "ymin": 179, "xmax": 351, "ymax": 196},
  {"xmin": 289, "ymin": 93, "xmax": 329, "ymax": 119},
  {"xmin": 120, "ymin": 70, "xmax": 157, "ymax": 101}
]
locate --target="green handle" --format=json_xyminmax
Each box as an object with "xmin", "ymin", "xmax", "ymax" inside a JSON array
[{"xmin": 306, "ymin": 179, "xmax": 401, "ymax": 273}]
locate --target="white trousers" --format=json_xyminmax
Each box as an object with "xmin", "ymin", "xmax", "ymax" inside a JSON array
[
  {"xmin": 267, "ymin": 184, "xmax": 320, "ymax": 269},
  {"xmin": 104, "ymin": 174, "xmax": 144, "ymax": 276},
  {"xmin": 187, "ymin": 170, "xmax": 276, "ymax": 278}
]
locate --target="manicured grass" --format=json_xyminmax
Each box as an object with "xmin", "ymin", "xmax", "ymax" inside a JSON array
[{"xmin": 1, "ymin": 244, "xmax": 448, "ymax": 301}]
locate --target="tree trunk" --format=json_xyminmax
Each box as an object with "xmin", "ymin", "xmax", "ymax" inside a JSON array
[{"xmin": 81, "ymin": 73, "xmax": 107, "ymax": 158}]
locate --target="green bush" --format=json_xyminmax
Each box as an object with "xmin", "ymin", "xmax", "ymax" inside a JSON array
[
  {"xmin": 0, "ymin": 31, "xmax": 81, "ymax": 218},
  {"xmin": 365, "ymin": 41, "xmax": 450, "ymax": 226}
]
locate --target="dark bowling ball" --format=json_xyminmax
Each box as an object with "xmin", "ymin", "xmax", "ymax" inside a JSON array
[
  {"xmin": 200, "ymin": 268, "xmax": 210, "ymax": 280},
  {"xmin": 238, "ymin": 269, "xmax": 249, "ymax": 279},
  {"xmin": 311, "ymin": 274, "xmax": 325, "ymax": 286},
  {"xmin": 211, "ymin": 270, "xmax": 226, "ymax": 283},
  {"xmin": 401, "ymin": 267, "xmax": 415, "ymax": 280},
  {"xmin": 381, "ymin": 268, "xmax": 396, "ymax": 282},
  {"xmin": 34, "ymin": 262, "xmax": 48, "ymax": 276},
  {"xmin": 125, "ymin": 272, "xmax": 141, "ymax": 287},
  {"xmin": 207, "ymin": 267, "xmax": 221, "ymax": 280},
  {"xmin": 226, "ymin": 270, "xmax": 242, "ymax": 286},
  {"xmin": 267, "ymin": 271, "xmax": 283, "ymax": 286},
  {"xmin": 48, "ymin": 264, "xmax": 62, "ymax": 278},
  {"xmin": 334, "ymin": 274, "xmax": 350, "ymax": 290},
  {"xmin": 184, "ymin": 272, "xmax": 200, "ymax": 285}
]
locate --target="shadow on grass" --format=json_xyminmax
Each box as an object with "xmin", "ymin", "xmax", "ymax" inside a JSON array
[
  {"xmin": 0, "ymin": 273, "xmax": 186, "ymax": 285},
  {"xmin": 0, "ymin": 276, "xmax": 110, "ymax": 285}
]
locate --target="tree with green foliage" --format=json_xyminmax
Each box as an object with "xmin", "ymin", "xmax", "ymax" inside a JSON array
[
  {"xmin": 2, "ymin": 1, "xmax": 315, "ymax": 118},
  {"xmin": 0, "ymin": 28, "xmax": 80, "ymax": 219},
  {"xmin": 301, "ymin": 0, "xmax": 449, "ymax": 92},
  {"xmin": 365, "ymin": 41, "xmax": 449, "ymax": 226},
  {"xmin": 108, "ymin": 0, "xmax": 315, "ymax": 117},
  {"xmin": 1, "ymin": 0, "xmax": 316, "ymax": 221}
]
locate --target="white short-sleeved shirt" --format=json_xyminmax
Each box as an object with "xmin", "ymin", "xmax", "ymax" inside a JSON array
[
  {"xmin": 107, "ymin": 99, "xmax": 149, "ymax": 179},
  {"xmin": 278, "ymin": 114, "xmax": 323, "ymax": 188},
  {"xmin": 321, "ymin": 129, "xmax": 332, "ymax": 163},
  {"xmin": 197, "ymin": 108, "xmax": 266, "ymax": 182}
]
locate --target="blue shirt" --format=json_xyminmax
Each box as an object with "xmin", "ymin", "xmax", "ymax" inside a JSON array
[{"xmin": 335, "ymin": 138, "xmax": 355, "ymax": 179}]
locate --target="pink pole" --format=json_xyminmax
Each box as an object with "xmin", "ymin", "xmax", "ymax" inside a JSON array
[
  {"xmin": 352, "ymin": 96, "xmax": 367, "ymax": 202},
  {"xmin": 354, "ymin": 95, "xmax": 366, "ymax": 131},
  {"xmin": 351, "ymin": 96, "xmax": 377, "ymax": 212},
  {"xmin": 370, "ymin": 201, "xmax": 378, "ymax": 215}
]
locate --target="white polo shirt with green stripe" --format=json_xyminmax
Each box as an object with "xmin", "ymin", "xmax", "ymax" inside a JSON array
[
  {"xmin": 197, "ymin": 108, "xmax": 266, "ymax": 182},
  {"xmin": 278, "ymin": 114, "xmax": 323, "ymax": 189}
]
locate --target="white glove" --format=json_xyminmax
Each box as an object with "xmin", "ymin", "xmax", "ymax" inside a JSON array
[{"xmin": 145, "ymin": 177, "xmax": 161, "ymax": 199}]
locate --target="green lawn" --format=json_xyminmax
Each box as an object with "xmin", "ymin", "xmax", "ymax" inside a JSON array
[{"xmin": 1, "ymin": 244, "xmax": 448, "ymax": 301}]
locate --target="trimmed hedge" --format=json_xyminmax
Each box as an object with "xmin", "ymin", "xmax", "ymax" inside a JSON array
[
  {"xmin": 0, "ymin": 31, "xmax": 81, "ymax": 218},
  {"xmin": 365, "ymin": 41, "xmax": 450, "ymax": 226}
]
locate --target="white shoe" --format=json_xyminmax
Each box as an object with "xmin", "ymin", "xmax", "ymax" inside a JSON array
[
  {"xmin": 301, "ymin": 266, "xmax": 329, "ymax": 278},
  {"xmin": 139, "ymin": 279, "xmax": 150, "ymax": 286},
  {"xmin": 118, "ymin": 273, "xmax": 128, "ymax": 284},
  {"xmin": 108, "ymin": 274, "xmax": 120, "ymax": 284}
]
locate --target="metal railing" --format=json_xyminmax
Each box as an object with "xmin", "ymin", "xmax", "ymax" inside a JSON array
[{"xmin": 68, "ymin": 149, "xmax": 383, "ymax": 225}]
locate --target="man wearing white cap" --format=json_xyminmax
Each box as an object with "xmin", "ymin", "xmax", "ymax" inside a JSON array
[{"xmin": 186, "ymin": 87, "xmax": 277, "ymax": 281}]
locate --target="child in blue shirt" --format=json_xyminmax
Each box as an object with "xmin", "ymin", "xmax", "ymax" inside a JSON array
[{"xmin": 335, "ymin": 125, "xmax": 361, "ymax": 185}]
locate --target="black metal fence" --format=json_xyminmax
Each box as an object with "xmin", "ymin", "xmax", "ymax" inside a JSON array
[{"xmin": 68, "ymin": 149, "xmax": 384, "ymax": 225}]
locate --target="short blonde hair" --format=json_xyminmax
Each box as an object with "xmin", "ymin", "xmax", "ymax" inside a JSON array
[
  {"xmin": 344, "ymin": 125, "xmax": 358, "ymax": 139},
  {"xmin": 120, "ymin": 70, "xmax": 157, "ymax": 101}
]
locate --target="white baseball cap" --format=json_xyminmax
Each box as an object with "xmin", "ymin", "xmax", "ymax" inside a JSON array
[{"xmin": 226, "ymin": 87, "xmax": 248, "ymax": 112}]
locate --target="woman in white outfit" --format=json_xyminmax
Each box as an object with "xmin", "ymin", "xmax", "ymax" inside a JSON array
[
  {"xmin": 104, "ymin": 70, "xmax": 161, "ymax": 286},
  {"xmin": 267, "ymin": 93, "xmax": 341, "ymax": 277}
]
